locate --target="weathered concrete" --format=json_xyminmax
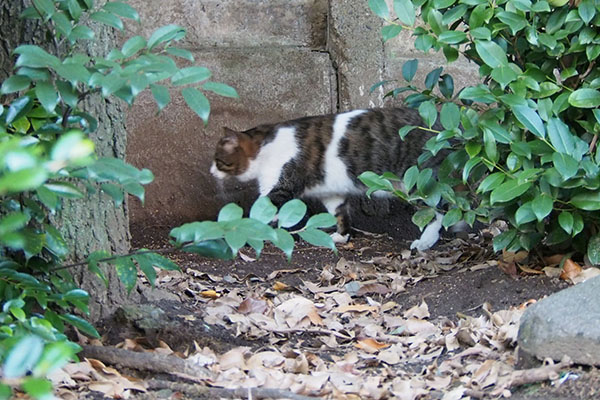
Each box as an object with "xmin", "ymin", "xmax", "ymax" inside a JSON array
[
  {"xmin": 328, "ymin": 0, "xmax": 387, "ymax": 111},
  {"xmin": 518, "ymin": 276, "xmax": 600, "ymax": 366},
  {"xmin": 126, "ymin": 0, "xmax": 328, "ymax": 49},
  {"xmin": 127, "ymin": 48, "xmax": 335, "ymax": 229}
]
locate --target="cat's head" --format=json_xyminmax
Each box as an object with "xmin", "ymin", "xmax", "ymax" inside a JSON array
[{"xmin": 210, "ymin": 128, "xmax": 259, "ymax": 180}]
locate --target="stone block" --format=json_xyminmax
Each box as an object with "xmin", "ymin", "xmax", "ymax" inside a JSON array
[
  {"xmin": 328, "ymin": 0, "xmax": 387, "ymax": 110},
  {"xmin": 518, "ymin": 275, "xmax": 600, "ymax": 366},
  {"xmin": 126, "ymin": 48, "xmax": 335, "ymax": 232},
  {"xmin": 126, "ymin": 0, "xmax": 328, "ymax": 49}
]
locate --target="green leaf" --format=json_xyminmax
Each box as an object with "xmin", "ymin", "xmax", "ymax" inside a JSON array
[
  {"xmin": 114, "ymin": 256, "xmax": 137, "ymax": 294},
  {"xmin": 103, "ymin": 1, "xmax": 139, "ymax": 21},
  {"xmin": 382, "ymin": 24, "xmax": 402, "ymax": 42},
  {"xmin": 516, "ymin": 202, "xmax": 536, "ymax": 225},
  {"xmin": 402, "ymin": 59, "xmax": 418, "ymax": 82},
  {"xmin": 32, "ymin": 342, "xmax": 75, "ymax": 377},
  {"xmin": 578, "ymin": 0, "xmax": 596, "ymax": 24},
  {"xmin": 69, "ymin": 25, "xmax": 95, "ymax": 41},
  {"xmin": 182, "ymin": 239, "xmax": 233, "ymax": 259},
  {"xmin": 274, "ymin": 228, "xmax": 294, "ymax": 261},
  {"xmin": 418, "ymin": 101, "xmax": 437, "ymax": 128},
  {"xmin": 305, "ymin": 213, "xmax": 337, "ymax": 229},
  {"xmin": 398, "ymin": 125, "xmax": 416, "ymax": 139},
  {"xmin": 5, "ymin": 96, "xmax": 33, "ymax": 124},
  {"xmin": 0, "ymin": 168, "xmax": 48, "ymax": 194},
  {"xmin": 403, "ymin": 165, "xmax": 419, "ymax": 191},
  {"xmin": 35, "ymin": 81, "xmax": 59, "ymax": 113},
  {"xmin": 225, "ymin": 229, "xmax": 247, "ymax": 254},
  {"xmin": 166, "ymin": 47, "xmax": 194, "ymax": 61},
  {"xmin": 412, "ymin": 208, "xmax": 435, "ymax": 230},
  {"xmin": 202, "ymin": 81, "xmax": 238, "ymax": 98},
  {"xmin": 14, "ymin": 45, "xmax": 60, "ymax": 69},
  {"xmin": 182, "ymin": 87, "xmax": 210, "ymax": 124},
  {"xmin": 425, "ymin": 67, "xmax": 443, "ymax": 90},
  {"xmin": 587, "ymin": 235, "xmax": 600, "ymax": 265},
  {"xmin": 170, "ymin": 221, "xmax": 225, "ymax": 243},
  {"xmin": 43, "ymin": 182, "xmax": 84, "ymax": 198},
  {"xmin": 462, "ymin": 156, "xmax": 481, "ymax": 182},
  {"xmin": 89, "ymin": 10, "xmax": 123, "ymax": 30},
  {"xmin": 440, "ymin": 103, "xmax": 459, "ymax": 130},
  {"xmin": 44, "ymin": 224, "xmax": 69, "ymax": 258},
  {"xmin": 571, "ymin": 191, "xmax": 600, "ymax": 210},
  {"xmin": 478, "ymin": 172, "xmax": 505, "ymax": 193},
  {"xmin": 249, "ymin": 196, "xmax": 277, "ymax": 224},
  {"xmin": 33, "ymin": 0, "xmax": 56, "ymax": 19},
  {"xmin": 496, "ymin": 11, "xmax": 528, "ymax": 34},
  {"xmin": 298, "ymin": 228, "xmax": 336, "ymax": 252},
  {"xmin": 547, "ymin": 118, "xmax": 576, "ymax": 159},
  {"xmin": 368, "ymin": 0, "xmax": 389, "ymax": 19},
  {"xmin": 1, "ymin": 75, "xmax": 31, "ymax": 94},
  {"xmin": 150, "ymin": 84, "xmax": 170, "ymax": 111},
  {"xmin": 439, "ymin": 74, "xmax": 454, "ymax": 98},
  {"xmin": 490, "ymin": 180, "xmax": 532, "ymax": 204},
  {"xmin": 172, "ymin": 66, "xmax": 211, "ymax": 86},
  {"xmin": 121, "ymin": 36, "xmax": 146, "ymax": 57},
  {"xmin": 438, "ymin": 31, "xmax": 467, "ymax": 44},
  {"xmin": 394, "ymin": 0, "xmax": 415, "ymax": 25},
  {"xmin": 559, "ymin": 211, "xmax": 573, "ymax": 235},
  {"xmin": 475, "ymin": 40, "xmax": 508, "ymax": 68},
  {"xmin": 532, "ymin": 195, "xmax": 553, "ymax": 222},
  {"xmin": 60, "ymin": 314, "xmax": 100, "ymax": 338},
  {"xmin": 278, "ymin": 199, "xmax": 307, "ymax": 228},
  {"xmin": 493, "ymin": 229, "xmax": 516, "ymax": 252},
  {"xmin": 483, "ymin": 129, "xmax": 498, "ymax": 162},
  {"xmin": 552, "ymin": 152, "xmax": 579, "ymax": 180},
  {"xmin": 513, "ymin": 105, "xmax": 545, "ymax": 138},
  {"xmin": 442, "ymin": 208, "xmax": 462, "ymax": 229},
  {"xmin": 568, "ymin": 88, "xmax": 600, "ymax": 108},
  {"xmin": 218, "ymin": 203, "xmax": 244, "ymax": 222},
  {"xmin": 147, "ymin": 24, "xmax": 186, "ymax": 50},
  {"xmin": 3, "ymin": 335, "xmax": 44, "ymax": 378},
  {"xmin": 491, "ymin": 65, "xmax": 517, "ymax": 88}
]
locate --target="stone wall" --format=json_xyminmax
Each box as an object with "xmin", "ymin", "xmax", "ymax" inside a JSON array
[{"xmin": 125, "ymin": 0, "xmax": 478, "ymax": 238}]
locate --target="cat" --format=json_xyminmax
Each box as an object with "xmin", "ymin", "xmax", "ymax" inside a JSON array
[{"xmin": 210, "ymin": 107, "xmax": 448, "ymax": 250}]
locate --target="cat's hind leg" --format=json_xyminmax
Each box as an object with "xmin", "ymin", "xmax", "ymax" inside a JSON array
[
  {"xmin": 323, "ymin": 196, "xmax": 351, "ymax": 244},
  {"xmin": 410, "ymin": 212, "xmax": 443, "ymax": 251}
]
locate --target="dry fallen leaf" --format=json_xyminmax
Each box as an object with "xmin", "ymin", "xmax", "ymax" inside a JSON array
[
  {"xmin": 354, "ymin": 338, "xmax": 390, "ymax": 353},
  {"xmin": 560, "ymin": 259, "xmax": 582, "ymax": 282},
  {"xmin": 273, "ymin": 281, "xmax": 290, "ymax": 291},
  {"xmin": 571, "ymin": 266, "xmax": 600, "ymax": 284},
  {"xmin": 201, "ymin": 290, "xmax": 220, "ymax": 299},
  {"xmin": 333, "ymin": 304, "xmax": 378, "ymax": 314},
  {"xmin": 238, "ymin": 297, "xmax": 269, "ymax": 314}
]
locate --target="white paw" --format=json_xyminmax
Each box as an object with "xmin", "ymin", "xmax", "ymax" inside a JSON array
[
  {"xmin": 330, "ymin": 232, "xmax": 350, "ymax": 244},
  {"xmin": 410, "ymin": 212, "xmax": 443, "ymax": 251}
]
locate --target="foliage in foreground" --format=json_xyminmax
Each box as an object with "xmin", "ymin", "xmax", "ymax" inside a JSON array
[
  {"xmin": 364, "ymin": 0, "xmax": 600, "ymax": 260},
  {"xmin": 0, "ymin": 1, "xmax": 336, "ymax": 398}
]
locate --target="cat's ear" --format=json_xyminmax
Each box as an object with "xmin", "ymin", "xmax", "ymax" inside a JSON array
[{"xmin": 220, "ymin": 128, "xmax": 239, "ymax": 152}]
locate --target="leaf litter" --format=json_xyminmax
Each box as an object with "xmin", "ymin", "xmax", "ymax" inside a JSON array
[{"xmin": 51, "ymin": 231, "xmax": 596, "ymax": 399}]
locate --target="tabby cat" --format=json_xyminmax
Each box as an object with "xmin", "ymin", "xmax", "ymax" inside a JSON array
[{"xmin": 210, "ymin": 107, "xmax": 447, "ymax": 250}]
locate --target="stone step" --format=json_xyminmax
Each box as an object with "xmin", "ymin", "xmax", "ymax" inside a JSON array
[{"xmin": 126, "ymin": 0, "xmax": 327, "ymax": 49}]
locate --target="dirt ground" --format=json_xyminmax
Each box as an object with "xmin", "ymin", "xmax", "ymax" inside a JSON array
[{"xmin": 98, "ymin": 204, "xmax": 596, "ymax": 400}]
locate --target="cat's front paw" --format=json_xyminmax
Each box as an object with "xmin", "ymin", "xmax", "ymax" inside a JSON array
[
  {"xmin": 410, "ymin": 233, "xmax": 439, "ymax": 251},
  {"xmin": 410, "ymin": 213, "xmax": 443, "ymax": 251},
  {"xmin": 330, "ymin": 232, "xmax": 350, "ymax": 244}
]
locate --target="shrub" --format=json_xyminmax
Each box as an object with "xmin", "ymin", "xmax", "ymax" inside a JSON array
[
  {"xmin": 364, "ymin": 0, "xmax": 600, "ymax": 261},
  {"xmin": 0, "ymin": 2, "xmax": 335, "ymax": 397}
]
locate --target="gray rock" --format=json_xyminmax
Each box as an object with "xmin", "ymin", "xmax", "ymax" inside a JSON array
[{"xmin": 518, "ymin": 275, "xmax": 600, "ymax": 366}]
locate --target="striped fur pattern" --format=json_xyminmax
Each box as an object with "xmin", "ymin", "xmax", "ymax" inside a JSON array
[{"xmin": 211, "ymin": 107, "xmax": 446, "ymax": 249}]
